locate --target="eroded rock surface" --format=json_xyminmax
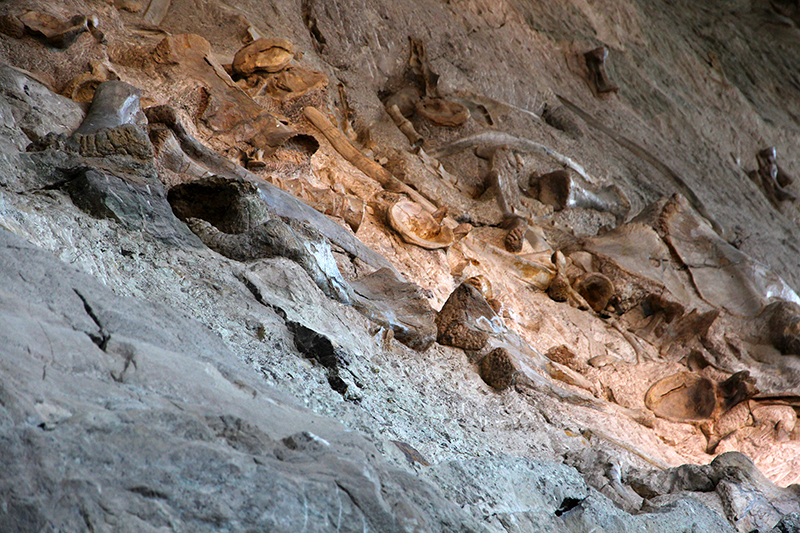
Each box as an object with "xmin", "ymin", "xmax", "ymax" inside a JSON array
[{"xmin": 3, "ymin": 0, "xmax": 800, "ymax": 531}]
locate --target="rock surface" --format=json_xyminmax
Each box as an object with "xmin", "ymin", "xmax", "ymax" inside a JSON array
[{"xmin": 2, "ymin": 0, "xmax": 800, "ymax": 531}]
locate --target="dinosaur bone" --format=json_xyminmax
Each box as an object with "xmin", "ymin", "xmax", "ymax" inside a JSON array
[{"xmin": 144, "ymin": 105, "xmax": 403, "ymax": 279}]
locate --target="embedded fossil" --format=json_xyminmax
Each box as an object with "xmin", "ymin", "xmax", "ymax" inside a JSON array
[
  {"xmin": 151, "ymin": 33, "xmax": 296, "ymax": 155},
  {"xmin": 232, "ymin": 38, "xmax": 294, "ymax": 76},
  {"xmin": 18, "ymin": 11, "xmax": 101, "ymax": 48},
  {"xmin": 146, "ymin": 105, "xmax": 403, "ymax": 278},
  {"xmin": 436, "ymin": 282, "xmax": 504, "ymax": 351},
  {"xmin": 386, "ymin": 103, "xmax": 423, "ymax": 147},
  {"xmin": 478, "ymin": 347, "xmax": 515, "ymax": 390},
  {"xmin": 387, "ymin": 199, "xmax": 454, "ymax": 249},
  {"xmin": 264, "ymin": 65, "xmax": 327, "ymax": 101},
  {"xmin": 429, "ymin": 130, "xmax": 597, "ymax": 186},
  {"xmin": 502, "ymin": 217, "xmax": 528, "ymax": 253},
  {"xmin": 556, "ymin": 95, "xmax": 724, "ymax": 236},
  {"xmin": 415, "ymin": 97, "xmax": 470, "ymax": 127},
  {"xmin": 185, "ymin": 216, "xmax": 353, "ymax": 304},
  {"xmin": 584, "ymin": 46, "xmax": 619, "ymax": 95},
  {"xmin": 573, "ymin": 272, "xmax": 615, "ymax": 314},
  {"xmin": 303, "ymin": 106, "xmax": 440, "ymax": 213},
  {"xmin": 72, "ymin": 81, "xmax": 143, "ymax": 136},
  {"xmin": 61, "ymin": 61, "xmax": 118, "ymax": 103},
  {"xmin": 644, "ymin": 371, "xmax": 757, "ymax": 423},
  {"xmin": 527, "ymin": 169, "xmax": 630, "ymax": 223}
]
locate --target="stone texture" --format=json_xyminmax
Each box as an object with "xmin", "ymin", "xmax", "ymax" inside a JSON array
[
  {"xmin": 2, "ymin": 0, "xmax": 800, "ymax": 531},
  {"xmin": 0, "ymin": 227, "xmax": 485, "ymax": 533}
]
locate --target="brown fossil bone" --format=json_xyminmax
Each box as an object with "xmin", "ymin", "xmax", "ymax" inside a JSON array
[
  {"xmin": 501, "ymin": 217, "xmax": 528, "ymax": 253},
  {"xmin": 152, "ymin": 33, "xmax": 296, "ymax": 155},
  {"xmin": 232, "ymin": 38, "xmax": 294, "ymax": 76},
  {"xmin": 574, "ymin": 272, "xmax": 615, "ymax": 313},
  {"xmin": 303, "ymin": 106, "xmax": 440, "ymax": 213},
  {"xmin": 479, "ymin": 347, "xmax": 516, "ymax": 390},
  {"xmin": 19, "ymin": 11, "xmax": 100, "ymax": 48},
  {"xmin": 645, "ymin": 371, "xmax": 757, "ymax": 423},
  {"xmin": 584, "ymin": 46, "xmax": 619, "ymax": 95},
  {"xmin": 385, "ymin": 86, "xmax": 420, "ymax": 118},
  {"xmin": 387, "ymin": 199, "xmax": 454, "ymax": 249},
  {"xmin": 436, "ymin": 282, "xmax": 505, "ymax": 351},
  {"xmin": 479, "ymin": 145, "xmax": 540, "ymax": 253},
  {"xmin": 386, "ymin": 103, "xmax": 423, "ymax": 147},
  {"xmin": 415, "ymin": 97, "xmax": 469, "ymax": 127},
  {"xmin": 529, "ymin": 169, "xmax": 571, "ymax": 211},
  {"xmin": 755, "ymin": 146, "xmax": 796, "ymax": 206},
  {"xmin": 546, "ymin": 251, "xmax": 588, "ymax": 309},
  {"xmin": 265, "ymin": 65, "xmax": 328, "ymax": 101}
]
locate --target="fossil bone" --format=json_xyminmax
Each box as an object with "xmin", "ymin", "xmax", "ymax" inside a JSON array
[
  {"xmin": 387, "ymin": 199, "xmax": 454, "ymax": 249},
  {"xmin": 429, "ymin": 130, "xmax": 597, "ymax": 186},
  {"xmin": 72, "ymin": 81, "xmax": 143, "ymax": 136},
  {"xmin": 386, "ymin": 103, "xmax": 423, "ymax": 147},
  {"xmin": 556, "ymin": 95, "xmax": 724, "ymax": 236},
  {"xmin": 145, "ymin": 104, "xmax": 403, "ymax": 279},
  {"xmin": 303, "ymin": 106, "xmax": 439, "ymax": 213},
  {"xmin": 232, "ymin": 38, "xmax": 294, "ymax": 76},
  {"xmin": 415, "ymin": 97, "xmax": 469, "ymax": 127},
  {"xmin": 584, "ymin": 46, "xmax": 619, "ymax": 95}
]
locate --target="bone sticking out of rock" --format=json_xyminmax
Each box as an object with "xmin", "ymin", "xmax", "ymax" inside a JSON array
[
  {"xmin": 303, "ymin": 106, "xmax": 439, "ymax": 214},
  {"xmin": 145, "ymin": 105, "xmax": 404, "ymax": 280},
  {"xmin": 429, "ymin": 130, "xmax": 597, "ymax": 186},
  {"xmin": 73, "ymin": 81, "xmax": 142, "ymax": 136},
  {"xmin": 386, "ymin": 103, "xmax": 423, "ymax": 148}
]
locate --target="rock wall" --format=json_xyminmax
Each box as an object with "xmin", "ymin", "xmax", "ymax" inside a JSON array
[{"xmin": 2, "ymin": 0, "xmax": 800, "ymax": 531}]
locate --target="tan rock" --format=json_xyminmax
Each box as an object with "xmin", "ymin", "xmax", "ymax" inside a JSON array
[
  {"xmin": 19, "ymin": 11, "xmax": 90, "ymax": 49},
  {"xmin": 387, "ymin": 199, "xmax": 454, "ymax": 250},
  {"xmin": 265, "ymin": 65, "xmax": 327, "ymax": 100},
  {"xmin": 232, "ymin": 38, "xmax": 294, "ymax": 76}
]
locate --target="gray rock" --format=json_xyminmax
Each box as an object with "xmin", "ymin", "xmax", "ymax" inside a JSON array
[
  {"xmin": 0, "ymin": 227, "xmax": 487, "ymax": 533},
  {"xmin": 428, "ymin": 456, "xmax": 737, "ymax": 533},
  {"xmin": 770, "ymin": 512, "xmax": 800, "ymax": 533}
]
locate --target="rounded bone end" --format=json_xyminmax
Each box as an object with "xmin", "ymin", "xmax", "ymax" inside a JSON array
[{"xmin": 479, "ymin": 348, "xmax": 515, "ymax": 391}]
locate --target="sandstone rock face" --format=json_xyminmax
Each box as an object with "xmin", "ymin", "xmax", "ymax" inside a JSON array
[{"xmin": 3, "ymin": 0, "xmax": 800, "ymax": 531}]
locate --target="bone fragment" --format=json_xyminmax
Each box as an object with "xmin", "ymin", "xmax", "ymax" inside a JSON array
[
  {"xmin": 386, "ymin": 103, "xmax": 423, "ymax": 147},
  {"xmin": 429, "ymin": 130, "xmax": 597, "ymax": 186},
  {"xmin": 73, "ymin": 81, "xmax": 142, "ymax": 136},
  {"xmin": 144, "ymin": 105, "xmax": 403, "ymax": 279},
  {"xmin": 556, "ymin": 94, "xmax": 724, "ymax": 236},
  {"xmin": 143, "ymin": 0, "xmax": 171, "ymax": 26},
  {"xmin": 303, "ymin": 106, "xmax": 439, "ymax": 213}
]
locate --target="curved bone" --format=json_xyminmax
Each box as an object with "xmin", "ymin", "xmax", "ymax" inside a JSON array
[
  {"xmin": 428, "ymin": 130, "xmax": 597, "ymax": 186},
  {"xmin": 556, "ymin": 94, "xmax": 724, "ymax": 236}
]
